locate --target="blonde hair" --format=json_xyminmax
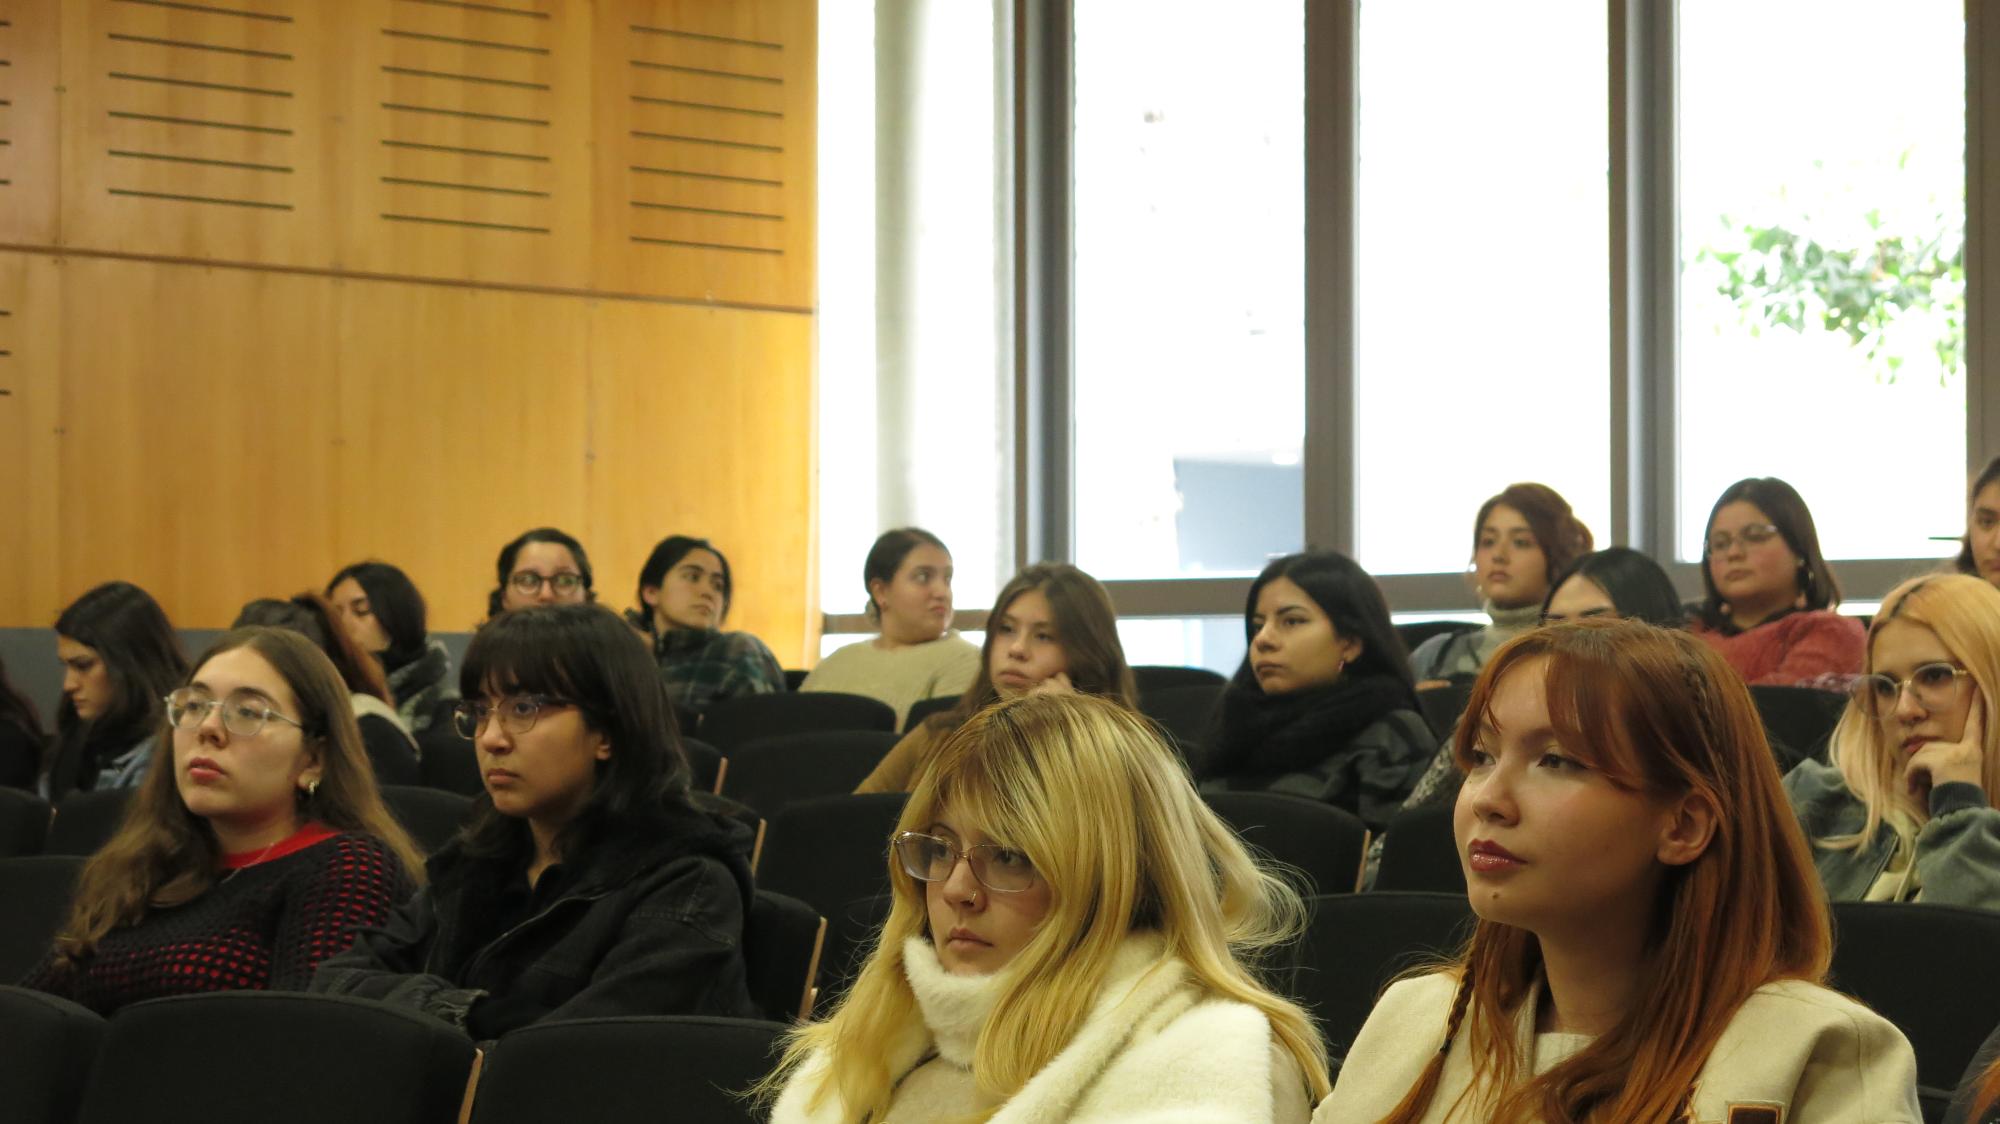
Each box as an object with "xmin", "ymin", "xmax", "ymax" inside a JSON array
[
  {"xmin": 758, "ymin": 692, "xmax": 1330, "ymax": 1119},
  {"xmin": 1822, "ymin": 573, "xmax": 2000, "ymax": 851}
]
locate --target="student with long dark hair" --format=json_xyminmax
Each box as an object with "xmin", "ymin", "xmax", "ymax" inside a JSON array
[
  {"xmin": 1199, "ymin": 552, "xmax": 1433, "ymax": 831},
  {"xmin": 487, "ymin": 527, "xmax": 595, "ymax": 620},
  {"xmin": 47, "ymin": 582, "xmax": 189, "ymax": 799},
  {"xmin": 1538, "ymin": 547, "xmax": 1686, "ymax": 629},
  {"xmin": 624, "ymin": 535, "xmax": 785, "ymax": 723},
  {"xmin": 312, "ymin": 604, "xmax": 757, "ymax": 1035},
  {"xmin": 1692, "ymin": 476, "xmax": 1863, "ymax": 686},
  {"xmin": 1320, "ymin": 621, "xmax": 1918, "ymax": 1122},
  {"xmin": 800, "ymin": 528, "xmax": 980, "ymax": 728},
  {"xmin": 854, "ymin": 563, "xmax": 1139, "ymax": 794},
  {"xmin": 22, "ymin": 627, "xmax": 421, "ymax": 1014},
  {"xmin": 234, "ymin": 594, "xmax": 420, "ymax": 787},
  {"xmin": 0, "ymin": 654, "xmax": 45, "ymax": 790},
  {"xmin": 326, "ymin": 561, "xmax": 456, "ymax": 734},
  {"xmin": 1410, "ymin": 484, "xmax": 1593, "ymax": 686}
]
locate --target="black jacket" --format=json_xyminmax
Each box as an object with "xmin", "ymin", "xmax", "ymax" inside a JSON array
[{"xmin": 310, "ymin": 802, "xmax": 757, "ymax": 1036}]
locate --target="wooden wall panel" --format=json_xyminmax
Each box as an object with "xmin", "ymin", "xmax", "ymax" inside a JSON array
[
  {"xmin": 55, "ymin": 256, "xmax": 341, "ymax": 628},
  {"xmin": 331, "ymin": 278, "xmax": 592, "ymax": 633},
  {"xmin": 0, "ymin": 251, "xmax": 62, "ymax": 626},
  {"xmin": 585, "ymin": 299, "xmax": 816, "ymax": 662},
  {"xmin": 0, "ymin": 0, "xmax": 63, "ymax": 244}
]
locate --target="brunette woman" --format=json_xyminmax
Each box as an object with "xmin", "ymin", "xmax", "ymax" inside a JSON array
[
  {"xmin": 234, "ymin": 594, "xmax": 420, "ymax": 787},
  {"xmin": 0, "ymin": 654, "xmax": 43, "ymax": 790},
  {"xmin": 1199, "ymin": 552, "xmax": 1433, "ymax": 831},
  {"xmin": 801, "ymin": 528, "xmax": 981, "ymax": 728},
  {"xmin": 326, "ymin": 560, "xmax": 455, "ymax": 734},
  {"xmin": 47, "ymin": 582, "xmax": 188, "ymax": 799},
  {"xmin": 487, "ymin": 527, "xmax": 595, "ymax": 619},
  {"xmin": 22, "ymin": 627, "xmax": 421, "ymax": 1014},
  {"xmin": 763, "ymin": 692, "xmax": 1329, "ymax": 1121},
  {"xmin": 625, "ymin": 535, "xmax": 785, "ymax": 723},
  {"xmin": 1319, "ymin": 620, "xmax": 1917, "ymax": 1123},
  {"xmin": 854, "ymin": 563, "xmax": 1138, "ymax": 794},
  {"xmin": 312, "ymin": 604, "xmax": 757, "ymax": 1035},
  {"xmin": 1958, "ymin": 455, "xmax": 2000, "ymax": 590},
  {"xmin": 1692, "ymin": 476, "xmax": 1863, "ymax": 686},
  {"xmin": 1409, "ymin": 483, "xmax": 1593, "ymax": 686}
]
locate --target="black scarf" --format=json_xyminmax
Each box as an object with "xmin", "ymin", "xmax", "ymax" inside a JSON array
[{"xmin": 1205, "ymin": 672, "xmax": 1415, "ymax": 781}]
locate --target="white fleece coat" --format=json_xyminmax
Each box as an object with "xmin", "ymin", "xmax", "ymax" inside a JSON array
[
  {"xmin": 1314, "ymin": 972, "xmax": 1920, "ymax": 1123},
  {"xmin": 770, "ymin": 933, "xmax": 1312, "ymax": 1123}
]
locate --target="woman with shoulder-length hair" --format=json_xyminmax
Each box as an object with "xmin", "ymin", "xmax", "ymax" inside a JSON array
[
  {"xmin": 21, "ymin": 627, "xmax": 422, "ymax": 1014},
  {"xmin": 1199, "ymin": 551, "xmax": 1434, "ymax": 830},
  {"xmin": 624, "ymin": 534, "xmax": 786, "ymax": 723},
  {"xmin": 800, "ymin": 527, "xmax": 981, "ymax": 728},
  {"xmin": 326, "ymin": 560, "xmax": 456, "ymax": 734},
  {"xmin": 48, "ymin": 581, "xmax": 189, "ymax": 799},
  {"xmin": 312, "ymin": 603, "xmax": 758, "ymax": 1036},
  {"xmin": 1409, "ymin": 483, "xmax": 1593, "ymax": 686},
  {"xmin": 1692, "ymin": 476, "xmax": 1862, "ymax": 686},
  {"xmin": 763, "ymin": 692, "xmax": 1330, "ymax": 1122},
  {"xmin": 1320, "ymin": 620, "xmax": 1918, "ymax": 1123},
  {"xmin": 487, "ymin": 527, "xmax": 596, "ymax": 619},
  {"xmin": 1538, "ymin": 546, "xmax": 1687, "ymax": 629},
  {"xmin": 234, "ymin": 593, "xmax": 420, "ymax": 787},
  {"xmin": 1957, "ymin": 455, "xmax": 2000, "ymax": 589},
  {"xmin": 1785, "ymin": 574, "xmax": 2000, "ymax": 908},
  {"xmin": 854, "ymin": 562, "xmax": 1139, "ymax": 794}
]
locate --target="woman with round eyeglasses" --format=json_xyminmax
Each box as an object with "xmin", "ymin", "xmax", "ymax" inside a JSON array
[
  {"xmin": 312, "ymin": 603, "xmax": 758, "ymax": 1036},
  {"xmin": 761, "ymin": 692, "xmax": 1330, "ymax": 1122},
  {"xmin": 486, "ymin": 527, "xmax": 596, "ymax": 619},
  {"xmin": 1785, "ymin": 574, "xmax": 2000, "ymax": 907},
  {"xmin": 1692, "ymin": 477, "xmax": 1863, "ymax": 687},
  {"xmin": 22, "ymin": 627, "xmax": 421, "ymax": 1015}
]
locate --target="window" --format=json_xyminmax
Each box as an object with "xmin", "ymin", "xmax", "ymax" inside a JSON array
[
  {"xmin": 1071, "ymin": 0, "xmax": 1306, "ymax": 581},
  {"xmin": 1115, "ymin": 617, "xmax": 1246, "ymax": 679},
  {"xmin": 1677, "ymin": 1, "xmax": 1965, "ymax": 560}
]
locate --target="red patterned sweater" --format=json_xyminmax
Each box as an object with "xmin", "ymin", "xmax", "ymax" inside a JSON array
[
  {"xmin": 1690, "ymin": 610, "xmax": 1866, "ymax": 688},
  {"xmin": 21, "ymin": 824, "xmax": 415, "ymax": 1015}
]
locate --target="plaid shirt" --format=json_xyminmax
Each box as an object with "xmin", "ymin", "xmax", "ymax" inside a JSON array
[{"xmin": 637, "ymin": 617, "xmax": 786, "ymax": 720}]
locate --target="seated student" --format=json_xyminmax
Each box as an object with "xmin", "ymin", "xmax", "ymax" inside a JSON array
[
  {"xmin": 1959, "ymin": 455, "xmax": 2000, "ymax": 591},
  {"xmin": 21, "ymin": 627, "xmax": 421, "ymax": 1015},
  {"xmin": 800, "ymin": 528, "xmax": 981, "ymax": 728},
  {"xmin": 1198, "ymin": 551, "xmax": 1433, "ymax": 831},
  {"xmin": 312, "ymin": 603, "xmax": 757, "ymax": 1035},
  {"xmin": 1691, "ymin": 476, "xmax": 1863, "ymax": 686},
  {"xmin": 47, "ymin": 581, "xmax": 189, "ymax": 800},
  {"xmin": 327, "ymin": 561, "xmax": 456, "ymax": 735},
  {"xmin": 1410, "ymin": 483, "xmax": 1593, "ymax": 686},
  {"xmin": 487, "ymin": 527, "xmax": 596, "ymax": 619},
  {"xmin": 762, "ymin": 692, "xmax": 1330, "ymax": 1122},
  {"xmin": 235, "ymin": 594, "xmax": 421, "ymax": 787},
  {"xmin": 0, "ymin": 655, "xmax": 43, "ymax": 790},
  {"xmin": 623, "ymin": 535, "xmax": 785, "ymax": 723},
  {"xmin": 1320, "ymin": 620, "xmax": 1919, "ymax": 1123},
  {"xmin": 1785, "ymin": 574, "xmax": 2000, "ymax": 908},
  {"xmin": 854, "ymin": 563, "xmax": 1137, "ymax": 794}
]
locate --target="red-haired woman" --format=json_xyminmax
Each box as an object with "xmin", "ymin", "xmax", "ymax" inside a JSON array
[
  {"xmin": 1409, "ymin": 483, "xmax": 1593, "ymax": 688},
  {"xmin": 1318, "ymin": 620, "xmax": 1917, "ymax": 1123}
]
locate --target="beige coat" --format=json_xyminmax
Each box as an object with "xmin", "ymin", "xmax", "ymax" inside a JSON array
[{"xmin": 1314, "ymin": 972, "xmax": 1919, "ymax": 1124}]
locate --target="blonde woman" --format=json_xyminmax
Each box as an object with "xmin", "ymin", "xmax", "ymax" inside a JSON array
[
  {"xmin": 1786, "ymin": 573, "xmax": 2000, "ymax": 907},
  {"xmin": 763, "ymin": 692, "xmax": 1329, "ymax": 1122}
]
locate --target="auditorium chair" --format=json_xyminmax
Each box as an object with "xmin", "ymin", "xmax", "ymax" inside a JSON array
[
  {"xmin": 75, "ymin": 992, "xmax": 477, "ymax": 1124},
  {"xmin": 744, "ymin": 889, "xmax": 826, "ymax": 1022},
  {"xmin": 0, "ymin": 855, "xmax": 85, "ymax": 981},
  {"xmin": 718, "ymin": 731, "xmax": 899, "ymax": 820},
  {"xmin": 0, "ymin": 784, "xmax": 51, "ymax": 857},
  {"xmin": 0, "ymin": 985, "xmax": 106, "ymax": 1124},
  {"xmin": 1130, "ymin": 664, "xmax": 1227, "ymax": 694},
  {"xmin": 378, "ymin": 785, "xmax": 475, "ymax": 856},
  {"xmin": 466, "ymin": 1016, "xmax": 786, "ymax": 1124},
  {"xmin": 1203, "ymin": 791, "xmax": 1367, "ymax": 897},
  {"xmin": 697, "ymin": 692, "xmax": 896, "ymax": 753},
  {"xmin": 1372, "ymin": 801, "xmax": 1466, "ymax": 895},
  {"xmin": 45, "ymin": 788, "xmax": 134, "ymax": 856},
  {"xmin": 1290, "ymin": 892, "xmax": 1475, "ymax": 1060}
]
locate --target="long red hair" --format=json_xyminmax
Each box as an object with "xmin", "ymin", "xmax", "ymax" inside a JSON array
[{"xmin": 1379, "ymin": 620, "xmax": 1831, "ymax": 1123}]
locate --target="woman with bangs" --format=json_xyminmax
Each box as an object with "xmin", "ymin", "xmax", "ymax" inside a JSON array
[
  {"xmin": 1320, "ymin": 620, "xmax": 1917, "ymax": 1123},
  {"xmin": 312, "ymin": 603, "xmax": 757, "ymax": 1035},
  {"xmin": 765, "ymin": 692, "xmax": 1329, "ymax": 1122},
  {"xmin": 854, "ymin": 563, "xmax": 1139, "ymax": 793},
  {"xmin": 1785, "ymin": 574, "xmax": 2000, "ymax": 907},
  {"xmin": 23, "ymin": 627, "xmax": 420, "ymax": 1014}
]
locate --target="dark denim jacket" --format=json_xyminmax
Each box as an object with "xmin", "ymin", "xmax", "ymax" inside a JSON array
[
  {"xmin": 311, "ymin": 809, "xmax": 757, "ymax": 1035},
  {"xmin": 1784, "ymin": 757, "xmax": 2000, "ymax": 910}
]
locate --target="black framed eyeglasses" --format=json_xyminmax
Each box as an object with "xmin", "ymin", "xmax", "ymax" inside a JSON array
[
  {"xmin": 892, "ymin": 831, "xmax": 1039, "ymax": 893},
  {"xmin": 1853, "ymin": 662, "xmax": 1974, "ymax": 718},
  {"xmin": 508, "ymin": 571, "xmax": 586, "ymax": 596},
  {"xmin": 452, "ymin": 695, "xmax": 575, "ymax": 739},
  {"xmin": 165, "ymin": 688, "xmax": 306, "ymax": 738}
]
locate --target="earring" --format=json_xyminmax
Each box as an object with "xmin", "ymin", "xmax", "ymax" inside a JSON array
[{"xmin": 305, "ymin": 778, "xmax": 320, "ymax": 799}]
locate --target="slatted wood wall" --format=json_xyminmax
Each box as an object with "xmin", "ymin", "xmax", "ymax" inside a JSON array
[{"xmin": 0, "ymin": 0, "xmax": 819, "ymax": 663}]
